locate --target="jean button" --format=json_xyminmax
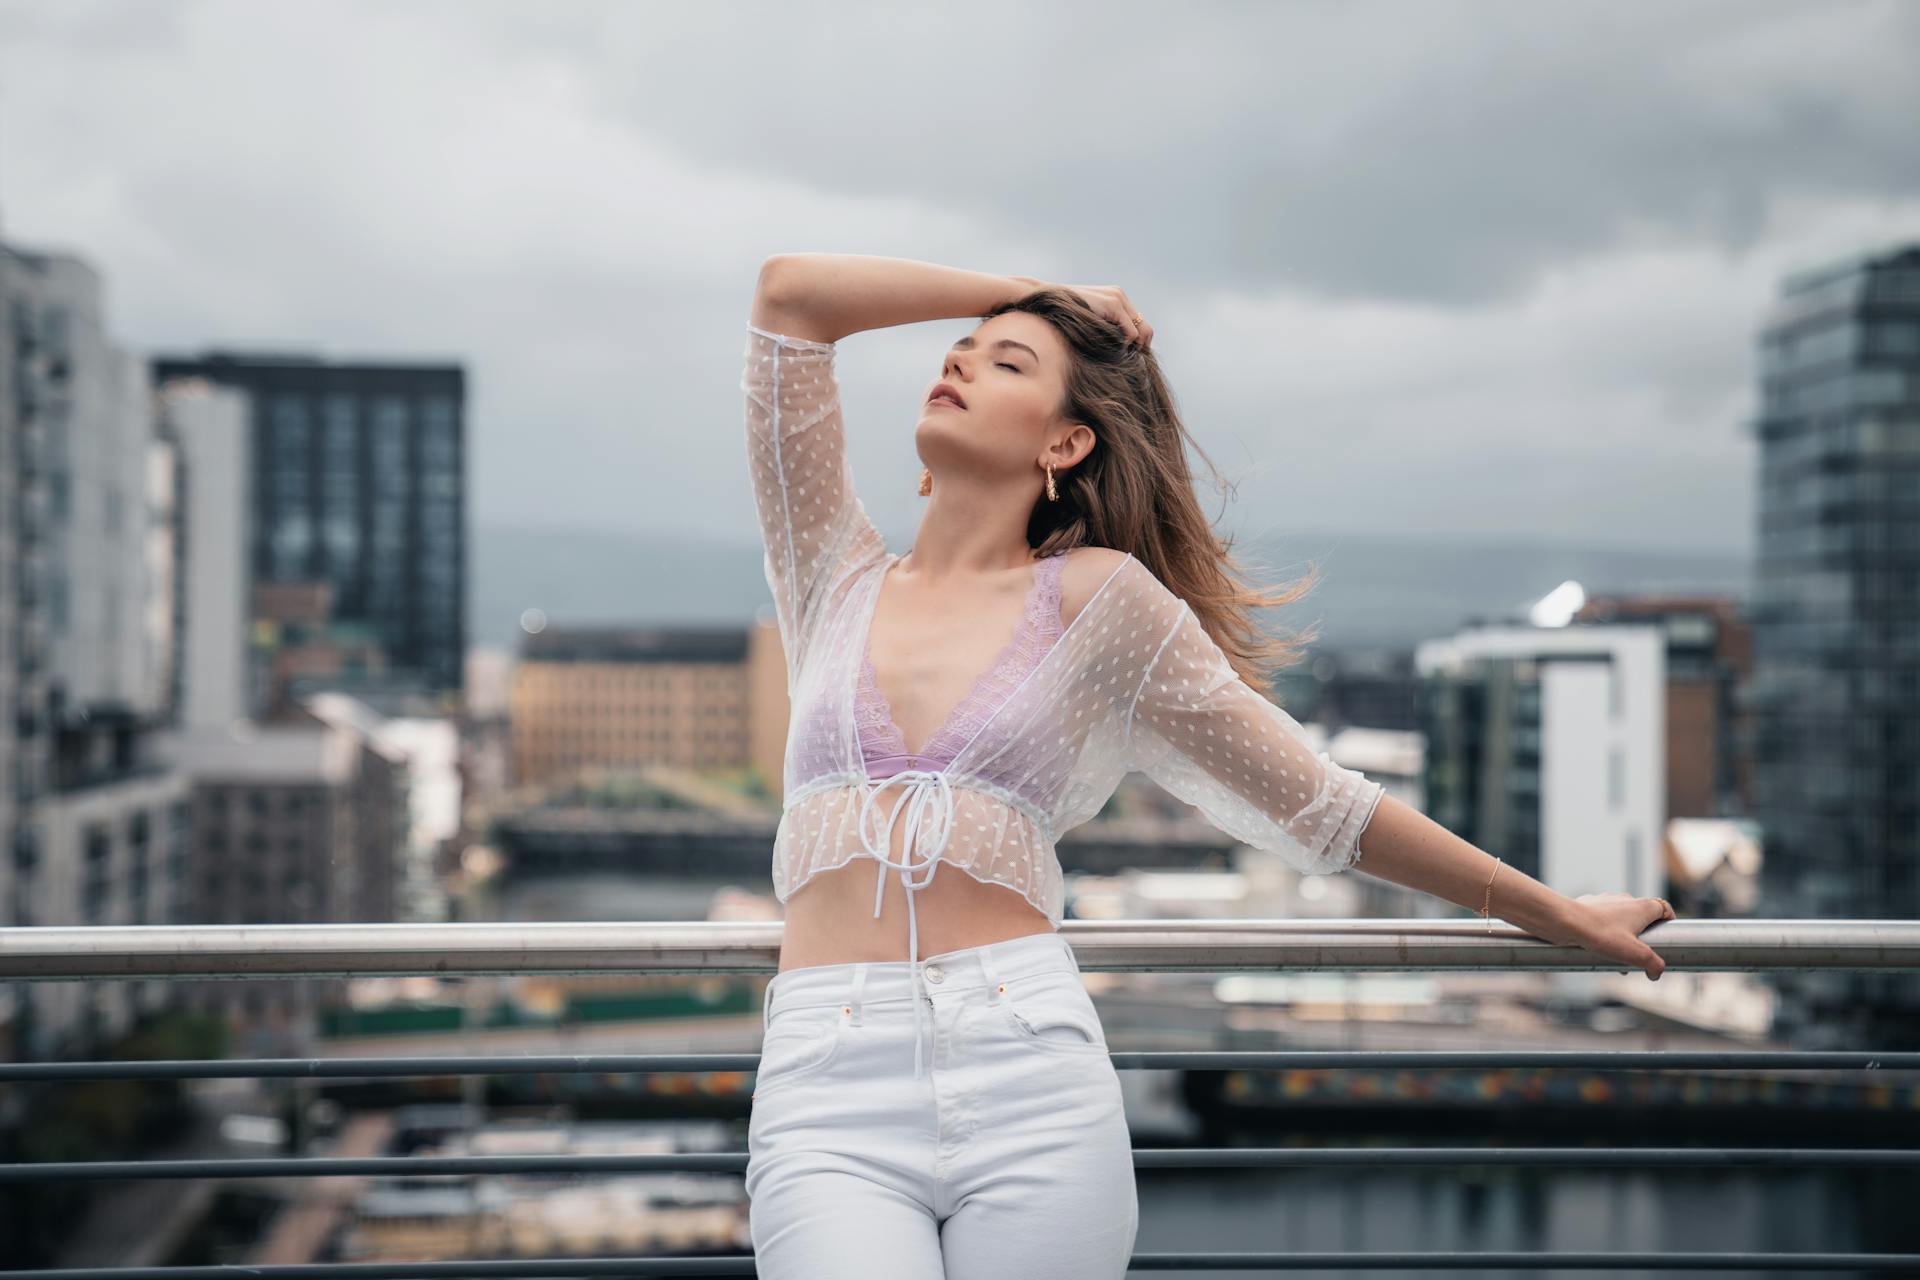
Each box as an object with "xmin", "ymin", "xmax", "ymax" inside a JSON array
[{"xmin": 925, "ymin": 963, "xmax": 945, "ymax": 984}]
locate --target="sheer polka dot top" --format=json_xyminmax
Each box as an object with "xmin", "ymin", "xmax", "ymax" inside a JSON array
[{"xmin": 743, "ymin": 321, "xmax": 1385, "ymax": 932}]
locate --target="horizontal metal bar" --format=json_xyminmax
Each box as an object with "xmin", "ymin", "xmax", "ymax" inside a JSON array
[
  {"xmin": 6, "ymin": 1147, "xmax": 1917, "ymax": 1184},
  {"xmin": 3, "ymin": 1048, "xmax": 1916, "ymax": 1083},
  {"xmin": 1128, "ymin": 1254, "xmax": 1920, "ymax": 1273},
  {"xmin": 8, "ymin": 1252, "xmax": 1920, "ymax": 1277},
  {"xmin": 2, "ymin": 918, "xmax": 1917, "ymax": 981},
  {"xmin": 1134, "ymin": 1148, "xmax": 1920, "ymax": 1168}
]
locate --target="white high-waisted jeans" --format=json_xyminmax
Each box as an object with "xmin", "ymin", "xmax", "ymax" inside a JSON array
[{"xmin": 745, "ymin": 930, "xmax": 1139, "ymax": 1278}]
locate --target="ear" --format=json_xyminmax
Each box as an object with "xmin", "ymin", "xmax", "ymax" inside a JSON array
[{"xmin": 1050, "ymin": 421, "xmax": 1097, "ymax": 470}]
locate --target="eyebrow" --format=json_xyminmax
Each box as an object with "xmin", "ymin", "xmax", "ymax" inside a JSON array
[{"xmin": 951, "ymin": 335, "xmax": 1040, "ymax": 365}]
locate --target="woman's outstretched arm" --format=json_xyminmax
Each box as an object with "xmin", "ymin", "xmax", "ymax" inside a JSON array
[
  {"xmin": 1354, "ymin": 792, "xmax": 1675, "ymax": 979},
  {"xmin": 1120, "ymin": 565, "xmax": 1675, "ymax": 981},
  {"xmin": 752, "ymin": 253, "xmax": 1044, "ymax": 343}
]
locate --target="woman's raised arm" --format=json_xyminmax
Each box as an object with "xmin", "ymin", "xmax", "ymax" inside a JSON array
[
  {"xmin": 753, "ymin": 253, "xmax": 1043, "ymax": 344},
  {"xmin": 741, "ymin": 300, "xmax": 879, "ymax": 687},
  {"xmin": 741, "ymin": 255, "xmax": 1040, "ymax": 684}
]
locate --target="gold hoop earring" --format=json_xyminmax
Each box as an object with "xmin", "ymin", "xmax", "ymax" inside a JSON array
[
  {"xmin": 919, "ymin": 467, "xmax": 933, "ymax": 496},
  {"xmin": 1045, "ymin": 461, "xmax": 1058, "ymax": 501}
]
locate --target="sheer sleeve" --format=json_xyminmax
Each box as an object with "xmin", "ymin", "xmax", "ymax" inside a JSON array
[
  {"xmin": 742, "ymin": 322, "xmax": 884, "ymax": 684},
  {"xmin": 1123, "ymin": 585, "xmax": 1383, "ymax": 875}
]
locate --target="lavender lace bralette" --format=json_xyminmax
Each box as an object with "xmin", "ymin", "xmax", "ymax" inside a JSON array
[{"xmin": 856, "ymin": 552, "xmax": 1066, "ymax": 779}]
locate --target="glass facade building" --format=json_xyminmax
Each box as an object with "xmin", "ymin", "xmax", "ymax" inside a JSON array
[
  {"xmin": 1420, "ymin": 659, "xmax": 1544, "ymax": 883},
  {"xmin": 1748, "ymin": 244, "xmax": 1920, "ymax": 1046},
  {"xmin": 150, "ymin": 354, "xmax": 467, "ymax": 700}
]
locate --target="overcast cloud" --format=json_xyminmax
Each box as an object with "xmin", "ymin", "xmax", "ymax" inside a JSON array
[{"xmin": 2, "ymin": 0, "xmax": 1916, "ymax": 557}]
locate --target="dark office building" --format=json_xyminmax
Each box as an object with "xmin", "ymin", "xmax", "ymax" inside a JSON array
[
  {"xmin": 1417, "ymin": 658, "xmax": 1545, "ymax": 885},
  {"xmin": 1747, "ymin": 243, "xmax": 1920, "ymax": 1047},
  {"xmin": 150, "ymin": 352, "xmax": 466, "ymax": 703}
]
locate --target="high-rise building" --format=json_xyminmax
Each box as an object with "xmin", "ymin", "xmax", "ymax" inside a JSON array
[
  {"xmin": 1747, "ymin": 242, "xmax": 1920, "ymax": 1046},
  {"xmin": 1749, "ymin": 243, "xmax": 1920, "ymax": 918},
  {"xmin": 149, "ymin": 351, "xmax": 467, "ymax": 708},
  {"xmin": 2, "ymin": 241, "xmax": 189, "ymax": 1059}
]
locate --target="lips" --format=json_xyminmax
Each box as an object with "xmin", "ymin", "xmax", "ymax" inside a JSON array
[{"xmin": 927, "ymin": 382, "xmax": 967, "ymax": 409}]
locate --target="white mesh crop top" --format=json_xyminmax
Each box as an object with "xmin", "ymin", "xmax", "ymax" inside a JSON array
[{"xmin": 742, "ymin": 321, "xmax": 1386, "ymax": 1076}]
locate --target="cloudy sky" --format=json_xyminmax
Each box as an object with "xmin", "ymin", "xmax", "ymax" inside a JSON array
[{"xmin": 3, "ymin": 0, "xmax": 1916, "ymax": 561}]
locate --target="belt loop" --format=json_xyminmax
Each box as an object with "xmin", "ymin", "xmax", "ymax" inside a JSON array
[
  {"xmin": 850, "ymin": 965, "xmax": 868, "ymax": 1026},
  {"xmin": 981, "ymin": 943, "xmax": 1004, "ymax": 1005}
]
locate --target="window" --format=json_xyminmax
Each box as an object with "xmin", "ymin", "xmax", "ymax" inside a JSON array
[
  {"xmin": 1863, "ymin": 321, "xmax": 1920, "ymax": 356},
  {"xmin": 272, "ymin": 512, "xmax": 313, "ymax": 579},
  {"xmin": 83, "ymin": 824, "xmax": 113, "ymax": 925},
  {"xmin": 421, "ymin": 396, "xmax": 459, "ymax": 468},
  {"xmin": 1853, "ymin": 369, "xmax": 1910, "ymax": 407},
  {"xmin": 322, "ymin": 396, "xmax": 359, "ymax": 474},
  {"xmin": 322, "ymin": 395, "xmax": 361, "ymax": 572},
  {"xmin": 372, "ymin": 398, "xmax": 410, "ymax": 493}
]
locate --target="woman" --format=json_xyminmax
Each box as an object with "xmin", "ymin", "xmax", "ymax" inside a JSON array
[{"xmin": 739, "ymin": 252, "xmax": 1675, "ymax": 1278}]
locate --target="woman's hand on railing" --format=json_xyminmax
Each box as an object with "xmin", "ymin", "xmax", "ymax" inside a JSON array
[{"xmin": 1555, "ymin": 892, "xmax": 1677, "ymax": 981}]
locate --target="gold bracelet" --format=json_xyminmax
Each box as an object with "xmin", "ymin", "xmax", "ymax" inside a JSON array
[{"xmin": 1483, "ymin": 856, "xmax": 1503, "ymax": 932}]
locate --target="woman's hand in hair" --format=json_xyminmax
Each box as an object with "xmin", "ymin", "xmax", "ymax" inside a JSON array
[{"xmin": 1029, "ymin": 280, "xmax": 1153, "ymax": 349}]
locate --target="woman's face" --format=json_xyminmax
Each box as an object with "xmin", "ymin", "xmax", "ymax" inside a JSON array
[{"xmin": 917, "ymin": 312, "xmax": 1081, "ymax": 485}]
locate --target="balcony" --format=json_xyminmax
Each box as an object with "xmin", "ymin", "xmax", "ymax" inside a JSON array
[{"xmin": 2, "ymin": 919, "xmax": 1917, "ymax": 1273}]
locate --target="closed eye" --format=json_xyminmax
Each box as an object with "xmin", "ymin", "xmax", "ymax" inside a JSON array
[{"xmin": 997, "ymin": 362, "xmax": 1020, "ymax": 373}]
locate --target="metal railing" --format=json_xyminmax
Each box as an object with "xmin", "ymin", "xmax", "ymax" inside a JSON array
[
  {"xmin": 3, "ymin": 918, "xmax": 1918, "ymax": 1275},
  {"xmin": 7, "ymin": 917, "xmax": 1920, "ymax": 980}
]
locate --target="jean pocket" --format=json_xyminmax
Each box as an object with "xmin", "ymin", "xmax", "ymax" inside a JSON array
[
  {"xmin": 1000, "ymin": 974, "xmax": 1108, "ymax": 1055},
  {"xmin": 753, "ymin": 1003, "xmax": 848, "ymax": 1098}
]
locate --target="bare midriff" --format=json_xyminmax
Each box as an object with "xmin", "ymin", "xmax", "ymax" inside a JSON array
[{"xmin": 774, "ymin": 776, "xmax": 1055, "ymax": 973}]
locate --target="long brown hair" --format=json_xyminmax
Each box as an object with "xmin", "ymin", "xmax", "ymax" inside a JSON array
[{"xmin": 983, "ymin": 286, "xmax": 1324, "ymax": 691}]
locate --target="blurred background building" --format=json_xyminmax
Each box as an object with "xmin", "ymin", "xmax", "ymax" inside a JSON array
[
  {"xmin": 0, "ymin": 238, "xmax": 472, "ymax": 1063},
  {"xmin": 1746, "ymin": 244, "xmax": 1920, "ymax": 1046},
  {"xmin": 507, "ymin": 623, "xmax": 782, "ymax": 792},
  {"xmin": 1571, "ymin": 594, "xmax": 1754, "ymax": 819},
  {"xmin": 1, "ymin": 243, "xmax": 190, "ymax": 1060},
  {"xmin": 1416, "ymin": 623, "xmax": 1667, "ymax": 904},
  {"xmin": 148, "ymin": 350, "xmax": 467, "ymax": 714}
]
